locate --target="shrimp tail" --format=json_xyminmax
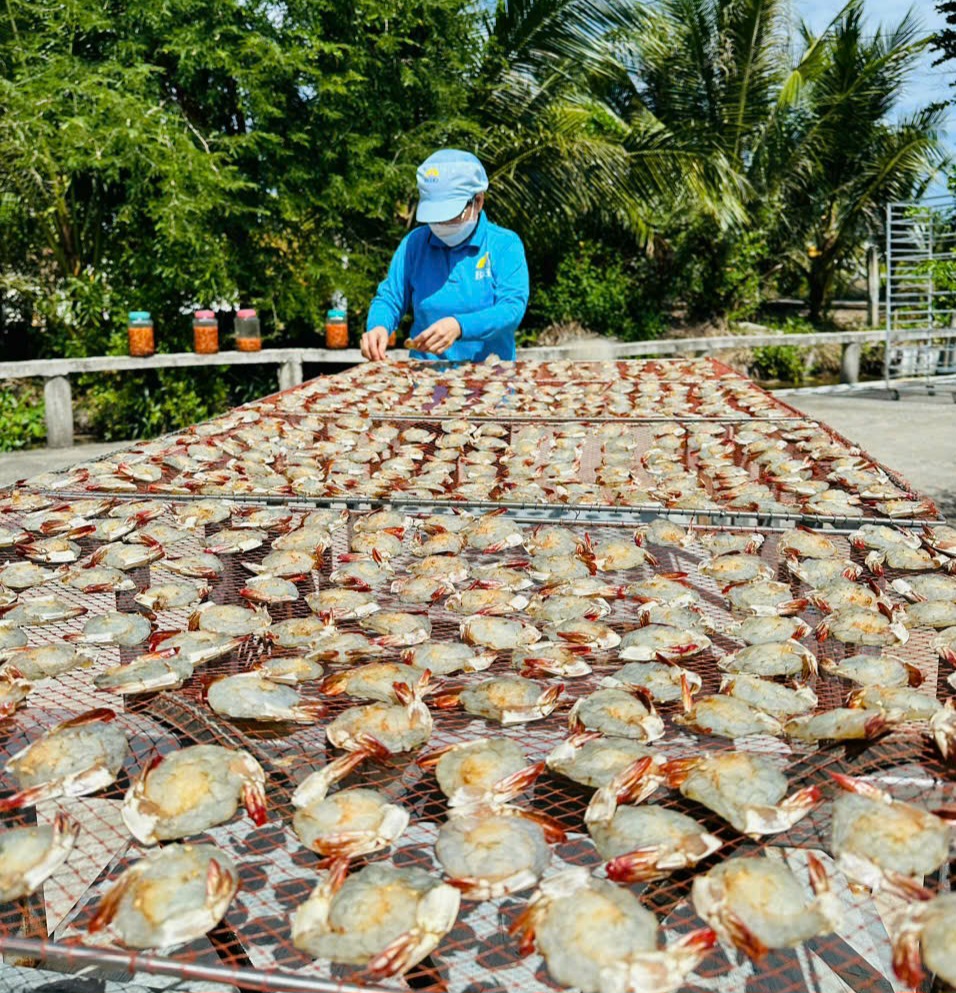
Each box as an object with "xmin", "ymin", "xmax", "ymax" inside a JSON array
[
  {"xmin": 722, "ymin": 906, "xmax": 769, "ymax": 960},
  {"xmin": 0, "ymin": 783, "xmax": 52, "ymax": 812},
  {"xmin": 892, "ymin": 926, "xmax": 925, "ymax": 989},
  {"xmin": 606, "ymin": 847, "xmax": 667, "ymax": 883},
  {"xmin": 492, "ymin": 761, "xmax": 546, "ymax": 803},
  {"xmin": 242, "ymin": 781, "xmax": 268, "ymax": 826},
  {"xmin": 87, "ymin": 872, "xmax": 134, "ymax": 933}
]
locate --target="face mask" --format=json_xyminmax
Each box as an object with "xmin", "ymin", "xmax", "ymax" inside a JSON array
[{"xmin": 429, "ymin": 213, "xmax": 478, "ymax": 247}]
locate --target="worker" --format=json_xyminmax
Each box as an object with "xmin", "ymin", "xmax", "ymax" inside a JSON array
[{"xmin": 360, "ymin": 149, "xmax": 529, "ymax": 362}]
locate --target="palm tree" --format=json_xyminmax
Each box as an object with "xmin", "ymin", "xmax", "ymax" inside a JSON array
[{"xmin": 778, "ymin": 1, "xmax": 946, "ymax": 320}]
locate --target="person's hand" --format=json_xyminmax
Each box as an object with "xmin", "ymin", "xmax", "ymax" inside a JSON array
[
  {"xmin": 413, "ymin": 317, "xmax": 461, "ymax": 355},
  {"xmin": 360, "ymin": 326, "xmax": 390, "ymax": 361}
]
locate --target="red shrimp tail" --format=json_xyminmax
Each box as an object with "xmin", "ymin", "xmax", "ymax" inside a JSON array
[
  {"xmin": 722, "ymin": 907, "xmax": 768, "ymax": 960},
  {"xmin": 242, "ymin": 781, "xmax": 268, "ymax": 826},
  {"xmin": 892, "ymin": 929, "xmax": 925, "ymax": 989},
  {"xmin": 606, "ymin": 847, "xmax": 665, "ymax": 883}
]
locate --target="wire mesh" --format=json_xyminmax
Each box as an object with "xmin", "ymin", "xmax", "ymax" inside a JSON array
[{"xmin": 0, "ymin": 501, "xmax": 952, "ymax": 993}]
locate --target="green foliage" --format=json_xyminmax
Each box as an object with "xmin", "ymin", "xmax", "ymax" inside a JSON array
[
  {"xmin": 750, "ymin": 344, "xmax": 805, "ymax": 383},
  {"xmin": 0, "ymin": 385, "xmax": 45, "ymax": 451},
  {"xmin": 531, "ymin": 242, "xmax": 665, "ymax": 341}
]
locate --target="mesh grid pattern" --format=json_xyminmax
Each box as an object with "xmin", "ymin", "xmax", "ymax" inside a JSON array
[{"xmin": 0, "ymin": 501, "xmax": 952, "ymax": 993}]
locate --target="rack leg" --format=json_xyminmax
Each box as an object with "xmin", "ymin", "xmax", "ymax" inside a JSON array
[
  {"xmin": 278, "ymin": 359, "xmax": 303, "ymax": 392},
  {"xmin": 44, "ymin": 375, "xmax": 74, "ymax": 448}
]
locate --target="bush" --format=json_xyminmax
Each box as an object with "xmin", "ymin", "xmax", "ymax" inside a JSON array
[
  {"xmin": 0, "ymin": 382, "xmax": 45, "ymax": 450},
  {"xmin": 750, "ymin": 344, "xmax": 805, "ymax": 383},
  {"xmin": 530, "ymin": 242, "xmax": 666, "ymax": 341}
]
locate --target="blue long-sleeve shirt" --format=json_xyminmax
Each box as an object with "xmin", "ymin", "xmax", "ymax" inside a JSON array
[{"xmin": 366, "ymin": 213, "xmax": 529, "ymax": 362}]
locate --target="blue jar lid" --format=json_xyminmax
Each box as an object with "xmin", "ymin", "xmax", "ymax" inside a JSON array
[
  {"xmin": 327, "ymin": 309, "xmax": 346, "ymax": 319},
  {"xmin": 129, "ymin": 311, "xmax": 151, "ymax": 320}
]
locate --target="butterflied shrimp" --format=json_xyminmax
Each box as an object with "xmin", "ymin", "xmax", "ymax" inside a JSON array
[
  {"xmin": 787, "ymin": 557, "xmax": 861, "ymax": 587},
  {"xmin": 727, "ymin": 615, "xmax": 810, "ymax": 645},
  {"xmin": 419, "ymin": 737, "xmax": 532, "ymax": 804},
  {"xmin": 584, "ymin": 533, "xmax": 657, "ymax": 572},
  {"xmin": 0, "ymin": 668, "xmax": 31, "ymax": 719},
  {"xmin": 784, "ymin": 707, "xmax": 888, "ymax": 742},
  {"xmin": 0, "ymin": 813, "xmax": 79, "ymax": 902},
  {"xmin": 778, "ymin": 527, "xmax": 840, "ymax": 560},
  {"xmin": 526, "ymin": 594, "xmax": 610, "ymax": 625},
  {"xmin": 676, "ymin": 687, "xmax": 784, "ymax": 739},
  {"xmin": 699, "ymin": 531, "xmax": 764, "ymax": 556},
  {"xmin": 460, "ymin": 615, "xmax": 541, "ymax": 651},
  {"xmin": 700, "ymin": 553, "xmax": 773, "ymax": 588},
  {"xmin": 445, "ymin": 588, "xmax": 528, "ymax": 616},
  {"xmin": 619, "ymin": 622, "xmax": 710, "ymax": 662},
  {"xmin": 569, "ymin": 688, "xmax": 664, "ymax": 742},
  {"xmin": 830, "ymin": 773, "xmax": 953, "ymax": 893},
  {"xmin": 718, "ymin": 640, "xmax": 817, "ymax": 678},
  {"xmin": 601, "ymin": 660, "xmax": 700, "ymax": 704},
  {"xmin": 189, "ymin": 602, "xmax": 272, "ymax": 639},
  {"xmin": 816, "ymin": 605, "xmax": 908, "ymax": 646},
  {"xmin": 207, "ymin": 673, "xmax": 326, "ymax": 723},
  {"xmin": 847, "ymin": 684, "xmax": 942, "ymax": 721},
  {"xmin": 1, "ymin": 643, "xmax": 94, "ymax": 681},
  {"xmin": 402, "ymin": 641, "xmax": 495, "ymax": 676},
  {"xmin": 293, "ymin": 746, "xmax": 408, "ymax": 860},
  {"xmin": 307, "ymin": 588, "xmax": 379, "ymax": 620},
  {"xmin": 693, "ymin": 853, "xmax": 841, "ymax": 958},
  {"xmin": 466, "ymin": 511, "xmax": 524, "ymax": 552},
  {"xmin": 329, "ymin": 556, "xmax": 394, "ymax": 590},
  {"xmin": 586, "ymin": 760, "xmax": 720, "ymax": 881},
  {"xmin": 1, "ymin": 709, "xmax": 129, "ymax": 810},
  {"xmin": 389, "ymin": 575, "xmax": 455, "ymax": 605},
  {"xmin": 327, "ymin": 671, "xmax": 433, "ymax": 753},
  {"xmin": 893, "ymin": 892, "xmax": 956, "ymax": 990},
  {"xmin": 438, "ymin": 675, "xmax": 562, "ymax": 726},
  {"xmin": 321, "ymin": 662, "xmax": 420, "ymax": 703},
  {"xmin": 821, "ymin": 652, "xmax": 921, "ymax": 687},
  {"xmin": 292, "ymin": 860, "xmax": 460, "ymax": 978},
  {"xmin": 719, "ymin": 674, "xmax": 817, "ymax": 718},
  {"xmin": 148, "ymin": 630, "xmax": 241, "ymax": 667},
  {"xmin": 122, "ymin": 745, "xmax": 267, "ymax": 844},
  {"xmin": 546, "ymin": 732, "xmax": 663, "ymax": 789},
  {"xmin": 664, "ymin": 751, "xmax": 820, "ymax": 837},
  {"xmin": 811, "ymin": 578, "xmax": 886, "ymax": 614},
  {"xmin": 725, "ymin": 580, "xmax": 807, "ymax": 616},
  {"xmin": 469, "ymin": 561, "xmax": 533, "ymax": 592},
  {"xmin": 892, "ymin": 572, "xmax": 956, "ymax": 602},
  {"xmin": 94, "ymin": 653, "xmax": 195, "ymax": 695},
  {"xmin": 88, "ymin": 843, "xmax": 238, "ymax": 950},
  {"xmin": 511, "ymin": 867, "xmax": 715, "ymax": 993},
  {"xmin": 359, "ymin": 610, "xmax": 431, "ymax": 648},
  {"xmin": 513, "ymin": 642, "xmax": 592, "ymax": 678}
]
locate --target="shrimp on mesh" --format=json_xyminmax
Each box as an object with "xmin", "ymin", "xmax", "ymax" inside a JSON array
[
  {"xmin": 601, "ymin": 659, "xmax": 700, "ymax": 704},
  {"xmin": 445, "ymin": 588, "xmax": 528, "ymax": 616},
  {"xmin": 1, "ymin": 644, "xmax": 94, "ymax": 682},
  {"xmin": 698, "ymin": 531, "xmax": 764, "ymax": 556},
  {"xmin": 189, "ymin": 602, "xmax": 272, "ymax": 639},
  {"xmin": 815, "ymin": 605, "xmax": 908, "ymax": 646},
  {"xmin": 513, "ymin": 642, "xmax": 592, "ymax": 678},
  {"xmin": 725, "ymin": 580, "xmax": 807, "ymax": 617},
  {"xmin": 418, "ymin": 737, "xmax": 535, "ymax": 805},
  {"xmin": 892, "ymin": 892, "xmax": 956, "ymax": 990},
  {"xmin": 359, "ymin": 610, "xmax": 432, "ymax": 648},
  {"xmin": 692, "ymin": 853, "xmax": 842, "ymax": 959},
  {"xmin": 436, "ymin": 675, "xmax": 562, "ymax": 726},
  {"xmin": 820, "ymin": 652, "xmax": 923, "ymax": 687},
  {"xmin": 87, "ymin": 843, "xmax": 238, "ymax": 950},
  {"xmin": 664, "ymin": 751, "xmax": 821, "ymax": 837},
  {"xmin": 293, "ymin": 743, "xmax": 409, "ymax": 860},
  {"xmin": 569, "ymin": 687, "xmax": 664, "ymax": 742},
  {"xmin": 582, "ymin": 533, "xmax": 657, "ymax": 572},
  {"xmin": 777, "ymin": 527, "xmax": 840, "ymax": 560},
  {"xmin": 618, "ymin": 622, "xmax": 711, "ymax": 662},
  {"xmin": 787, "ymin": 557, "xmax": 862, "ymax": 587},
  {"xmin": 719, "ymin": 674, "xmax": 817, "ymax": 718},
  {"xmin": 726, "ymin": 615, "xmax": 810, "ymax": 645},
  {"xmin": 785, "ymin": 707, "xmax": 888, "ymax": 742},
  {"xmin": 0, "ymin": 813, "xmax": 79, "ymax": 902},
  {"xmin": 206, "ymin": 673, "xmax": 326, "ymax": 723},
  {"xmin": 0, "ymin": 708, "xmax": 129, "ymax": 810},
  {"xmin": 94, "ymin": 652, "xmax": 195, "ymax": 695},
  {"xmin": 402, "ymin": 641, "xmax": 496, "ymax": 676},
  {"xmin": 292, "ymin": 860, "xmax": 460, "ymax": 978},
  {"xmin": 585, "ymin": 759, "xmax": 721, "ymax": 882},
  {"xmin": 510, "ymin": 867, "xmax": 715, "ymax": 993},
  {"xmin": 639, "ymin": 518, "xmax": 692, "ymax": 548},
  {"xmin": 676, "ymin": 679, "xmax": 784, "ymax": 739},
  {"xmin": 327, "ymin": 670, "xmax": 434, "ymax": 753},
  {"xmin": 901, "ymin": 598, "xmax": 956, "ymax": 630},
  {"xmin": 717, "ymin": 640, "xmax": 818, "ymax": 678},
  {"xmin": 321, "ymin": 662, "xmax": 421, "ymax": 703},
  {"xmin": 546, "ymin": 731, "xmax": 664, "ymax": 790},
  {"xmin": 847, "ymin": 684, "xmax": 942, "ymax": 722},
  {"xmin": 307, "ymin": 588, "xmax": 379, "ymax": 620},
  {"xmin": 122, "ymin": 744, "xmax": 267, "ymax": 844},
  {"xmin": 700, "ymin": 553, "xmax": 773, "ymax": 588},
  {"xmin": 460, "ymin": 615, "xmax": 541, "ymax": 651},
  {"xmin": 465, "ymin": 510, "xmax": 525, "ymax": 552},
  {"xmin": 829, "ymin": 772, "xmax": 953, "ymax": 894}
]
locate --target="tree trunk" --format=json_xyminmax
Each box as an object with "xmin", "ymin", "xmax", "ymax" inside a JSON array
[{"xmin": 807, "ymin": 258, "xmax": 832, "ymax": 323}]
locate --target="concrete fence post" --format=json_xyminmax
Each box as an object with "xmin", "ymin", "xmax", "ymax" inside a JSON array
[
  {"xmin": 278, "ymin": 358, "xmax": 303, "ymax": 392},
  {"xmin": 44, "ymin": 375, "xmax": 74, "ymax": 448},
  {"xmin": 867, "ymin": 245, "xmax": 880, "ymax": 328}
]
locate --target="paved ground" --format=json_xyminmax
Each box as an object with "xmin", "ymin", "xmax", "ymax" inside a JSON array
[{"xmin": 0, "ymin": 392, "xmax": 952, "ymax": 518}]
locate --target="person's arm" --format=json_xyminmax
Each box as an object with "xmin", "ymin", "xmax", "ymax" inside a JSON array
[
  {"xmin": 457, "ymin": 235, "xmax": 529, "ymax": 342},
  {"xmin": 363, "ymin": 237, "xmax": 411, "ymax": 359}
]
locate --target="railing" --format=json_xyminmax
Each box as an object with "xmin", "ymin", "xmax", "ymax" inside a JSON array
[{"xmin": 4, "ymin": 327, "xmax": 956, "ymax": 448}]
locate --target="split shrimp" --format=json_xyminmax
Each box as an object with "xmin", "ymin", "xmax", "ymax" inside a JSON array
[
  {"xmin": 811, "ymin": 577, "xmax": 887, "ymax": 613},
  {"xmin": 207, "ymin": 673, "xmax": 326, "ymax": 723},
  {"xmin": 513, "ymin": 642, "xmax": 592, "ymax": 678},
  {"xmin": 244, "ymin": 549, "xmax": 318, "ymax": 578},
  {"xmin": 725, "ymin": 580, "xmax": 807, "ymax": 616},
  {"xmin": 0, "ymin": 562, "xmax": 56, "ymax": 591},
  {"xmin": 445, "ymin": 588, "xmax": 528, "ymax": 616},
  {"xmin": 88, "ymin": 843, "xmax": 238, "ymax": 950},
  {"xmin": 321, "ymin": 662, "xmax": 421, "ymax": 703},
  {"xmin": 586, "ymin": 761, "xmax": 721, "ymax": 882},
  {"xmin": 700, "ymin": 553, "xmax": 773, "ymax": 588},
  {"xmin": 148, "ymin": 629, "xmax": 242, "ymax": 667},
  {"xmin": 189, "ymin": 602, "xmax": 272, "ymax": 639},
  {"xmin": 88, "ymin": 538, "xmax": 163, "ymax": 571},
  {"xmin": 2, "ymin": 643, "xmax": 94, "ymax": 681},
  {"xmin": 865, "ymin": 544, "xmax": 949, "ymax": 576},
  {"xmin": 718, "ymin": 640, "xmax": 817, "ymax": 678},
  {"xmin": 202, "ymin": 527, "xmax": 266, "ymax": 555},
  {"xmin": 469, "ymin": 561, "xmax": 533, "ymax": 592},
  {"xmin": 329, "ymin": 555, "xmax": 394, "ymax": 590},
  {"xmin": 830, "ymin": 773, "xmax": 953, "ymax": 893},
  {"xmin": 0, "ymin": 813, "xmax": 79, "ymax": 903},
  {"xmin": 619, "ymin": 622, "xmax": 710, "ymax": 662},
  {"xmin": 901, "ymin": 598, "xmax": 956, "ymax": 629},
  {"xmin": 0, "ymin": 708, "xmax": 129, "ymax": 810},
  {"xmin": 511, "ymin": 867, "xmax": 715, "ymax": 993},
  {"xmin": 601, "ymin": 660, "xmax": 700, "ymax": 703},
  {"xmin": 17, "ymin": 535, "xmax": 88, "ymax": 564},
  {"xmin": 0, "ymin": 668, "xmax": 31, "ymax": 719},
  {"xmin": 465, "ymin": 511, "xmax": 525, "ymax": 552},
  {"xmin": 409, "ymin": 554, "xmax": 470, "ymax": 585},
  {"xmin": 419, "ymin": 737, "xmax": 531, "ymax": 804},
  {"xmin": 402, "ymin": 641, "xmax": 496, "ymax": 676},
  {"xmin": 526, "ymin": 594, "xmax": 611, "ymax": 625},
  {"xmin": 460, "ymin": 615, "xmax": 541, "ymax": 651},
  {"xmin": 269, "ymin": 615, "xmax": 333, "ymax": 649},
  {"xmin": 778, "ymin": 527, "xmax": 840, "ymax": 560},
  {"xmin": 239, "ymin": 575, "xmax": 300, "ymax": 604},
  {"xmin": 164, "ymin": 552, "xmax": 224, "ymax": 581},
  {"xmin": 292, "ymin": 860, "xmax": 460, "ymax": 978},
  {"xmin": 727, "ymin": 614, "xmax": 810, "ymax": 645},
  {"xmin": 57, "ymin": 565, "xmax": 136, "ymax": 594},
  {"xmin": 640, "ymin": 518, "xmax": 691, "ymax": 547},
  {"xmin": 569, "ymin": 688, "xmax": 664, "ymax": 742},
  {"xmin": 676, "ymin": 684, "xmax": 784, "ymax": 739},
  {"xmin": 134, "ymin": 582, "xmax": 209, "ymax": 612},
  {"xmin": 720, "ymin": 674, "xmax": 817, "ymax": 718},
  {"xmin": 787, "ymin": 556, "xmax": 862, "ymax": 587},
  {"xmin": 307, "ymin": 588, "xmax": 379, "ymax": 620},
  {"xmin": 693, "ymin": 853, "xmax": 841, "ymax": 958},
  {"xmin": 438, "ymin": 675, "xmax": 562, "ymax": 726},
  {"xmin": 326, "ymin": 671, "xmax": 433, "ymax": 752},
  {"xmin": 546, "ymin": 731, "xmax": 663, "ymax": 789},
  {"xmin": 68, "ymin": 611, "xmax": 152, "ymax": 647},
  {"xmin": 821, "ymin": 651, "xmax": 921, "ymax": 687},
  {"xmin": 784, "ymin": 708, "xmax": 888, "ymax": 742},
  {"xmin": 664, "ymin": 751, "xmax": 821, "ymax": 837},
  {"xmin": 293, "ymin": 746, "xmax": 409, "ymax": 860},
  {"xmin": 94, "ymin": 653, "xmax": 195, "ymax": 695},
  {"xmin": 389, "ymin": 574, "xmax": 455, "ymax": 605},
  {"xmin": 815, "ymin": 605, "xmax": 908, "ymax": 646},
  {"xmin": 122, "ymin": 744, "xmax": 267, "ymax": 844},
  {"xmin": 847, "ymin": 684, "xmax": 942, "ymax": 721},
  {"xmin": 411, "ymin": 531, "xmax": 466, "ymax": 557},
  {"xmin": 585, "ymin": 534, "xmax": 657, "ymax": 572},
  {"xmin": 891, "ymin": 572, "xmax": 956, "ymax": 601},
  {"xmin": 306, "ymin": 631, "xmax": 382, "ymax": 665},
  {"xmin": 698, "ymin": 531, "xmax": 764, "ymax": 556},
  {"xmin": 893, "ymin": 892, "xmax": 956, "ymax": 990},
  {"xmin": 359, "ymin": 610, "xmax": 432, "ymax": 647},
  {"xmin": 935, "ymin": 626, "xmax": 956, "ymax": 665},
  {"xmin": 524, "ymin": 525, "xmax": 581, "ymax": 557}
]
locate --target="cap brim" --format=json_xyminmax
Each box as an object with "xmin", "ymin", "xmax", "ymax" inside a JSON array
[{"xmin": 416, "ymin": 196, "xmax": 471, "ymax": 224}]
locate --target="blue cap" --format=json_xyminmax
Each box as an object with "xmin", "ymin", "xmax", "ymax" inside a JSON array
[
  {"xmin": 128, "ymin": 311, "xmax": 151, "ymax": 320},
  {"xmin": 415, "ymin": 149, "xmax": 489, "ymax": 223}
]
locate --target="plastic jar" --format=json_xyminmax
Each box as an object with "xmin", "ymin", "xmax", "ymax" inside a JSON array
[
  {"xmin": 193, "ymin": 310, "xmax": 218, "ymax": 354},
  {"xmin": 235, "ymin": 308, "xmax": 261, "ymax": 351},
  {"xmin": 325, "ymin": 309, "xmax": 348, "ymax": 349},
  {"xmin": 128, "ymin": 311, "xmax": 155, "ymax": 357}
]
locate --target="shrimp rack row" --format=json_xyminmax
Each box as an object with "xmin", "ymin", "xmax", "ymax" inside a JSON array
[
  {"xmin": 8, "ymin": 360, "xmax": 939, "ymax": 528},
  {"xmin": 0, "ymin": 491, "xmax": 951, "ymax": 993}
]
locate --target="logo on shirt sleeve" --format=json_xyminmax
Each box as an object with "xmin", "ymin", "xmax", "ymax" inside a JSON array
[{"xmin": 475, "ymin": 252, "xmax": 491, "ymax": 280}]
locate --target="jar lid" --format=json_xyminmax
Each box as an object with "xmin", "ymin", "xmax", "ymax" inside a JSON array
[
  {"xmin": 327, "ymin": 309, "xmax": 346, "ymax": 319},
  {"xmin": 236, "ymin": 308, "xmax": 257, "ymax": 319},
  {"xmin": 195, "ymin": 309, "xmax": 215, "ymax": 319},
  {"xmin": 129, "ymin": 311, "xmax": 151, "ymax": 320}
]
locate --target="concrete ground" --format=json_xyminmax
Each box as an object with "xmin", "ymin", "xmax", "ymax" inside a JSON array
[{"xmin": 0, "ymin": 391, "xmax": 952, "ymax": 518}]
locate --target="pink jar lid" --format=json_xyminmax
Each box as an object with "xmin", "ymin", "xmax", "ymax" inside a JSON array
[
  {"xmin": 236, "ymin": 308, "xmax": 257, "ymax": 318},
  {"xmin": 195, "ymin": 310, "xmax": 215, "ymax": 319}
]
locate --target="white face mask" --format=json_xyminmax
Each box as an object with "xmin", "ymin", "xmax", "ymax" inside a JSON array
[{"xmin": 429, "ymin": 208, "xmax": 478, "ymax": 247}]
